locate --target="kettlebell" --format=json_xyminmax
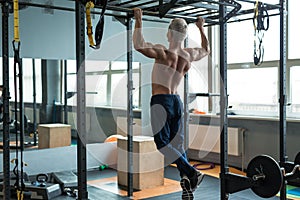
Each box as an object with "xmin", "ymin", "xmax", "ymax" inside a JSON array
[{"xmin": 32, "ymin": 173, "xmax": 48, "ymax": 187}]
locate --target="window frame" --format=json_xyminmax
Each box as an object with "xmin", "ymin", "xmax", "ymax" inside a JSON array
[
  {"xmin": 65, "ymin": 60, "xmax": 141, "ymax": 108},
  {"xmin": 210, "ymin": 1, "xmax": 300, "ymax": 118}
]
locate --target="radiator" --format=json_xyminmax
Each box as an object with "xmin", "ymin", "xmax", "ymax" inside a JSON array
[
  {"xmin": 189, "ymin": 125, "xmax": 243, "ymax": 156},
  {"xmin": 117, "ymin": 117, "xmax": 243, "ymax": 156}
]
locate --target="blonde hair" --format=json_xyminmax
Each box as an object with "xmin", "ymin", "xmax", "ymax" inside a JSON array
[{"xmin": 168, "ymin": 18, "xmax": 188, "ymax": 41}]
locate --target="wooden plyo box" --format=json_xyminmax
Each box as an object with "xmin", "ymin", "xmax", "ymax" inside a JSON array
[
  {"xmin": 38, "ymin": 124, "xmax": 71, "ymax": 149},
  {"xmin": 117, "ymin": 136, "xmax": 164, "ymax": 190}
]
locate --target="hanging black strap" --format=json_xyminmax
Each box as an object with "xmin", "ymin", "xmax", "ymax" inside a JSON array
[
  {"xmin": 12, "ymin": 0, "xmax": 25, "ymax": 198},
  {"xmin": 253, "ymin": 30, "xmax": 265, "ymax": 66},
  {"xmin": 253, "ymin": 1, "xmax": 269, "ymax": 66},
  {"xmin": 13, "ymin": 41, "xmax": 26, "ymax": 199},
  {"xmin": 253, "ymin": 1, "xmax": 269, "ymax": 31},
  {"xmin": 12, "ymin": 40, "xmax": 23, "ymax": 198},
  {"xmin": 86, "ymin": 0, "xmax": 108, "ymax": 49}
]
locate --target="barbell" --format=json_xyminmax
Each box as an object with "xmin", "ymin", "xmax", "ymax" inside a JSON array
[
  {"xmin": 295, "ymin": 152, "xmax": 300, "ymax": 166},
  {"xmin": 225, "ymin": 153, "xmax": 300, "ymax": 198},
  {"xmin": 246, "ymin": 155, "xmax": 283, "ymax": 198}
]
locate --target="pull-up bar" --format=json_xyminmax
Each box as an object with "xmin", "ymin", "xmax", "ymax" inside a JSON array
[
  {"xmin": 188, "ymin": 93, "xmax": 221, "ymax": 104},
  {"xmin": 11, "ymin": 0, "xmax": 242, "ymax": 25},
  {"xmin": 190, "ymin": 93, "xmax": 221, "ymax": 97},
  {"xmin": 93, "ymin": 4, "xmax": 218, "ymax": 24},
  {"xmin": 2, "ymin": 0, "xmax": 282, "ymax": 27}
]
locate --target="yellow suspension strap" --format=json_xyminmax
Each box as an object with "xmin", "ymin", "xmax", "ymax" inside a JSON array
[
  {"xmin": 253, "ymin": 0, "xmax": 259, "ymax": 31},
  {"xmin": 86, "ymin": 1, "xmax": 96, "ymax": 47},
  {"xmin": 13, "ymin": 0, "xmax": 20, "ymax": 42},
  {"xmin": 12, "ymin": 0, "xmax": 25, "ymax": 199},
  {"xmin": 85, "ymin": 0, "xmax": 108, "ymax": 49}
]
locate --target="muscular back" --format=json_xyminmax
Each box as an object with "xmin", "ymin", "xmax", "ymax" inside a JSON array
[
  {"xmin": 152, "ymin": 47, "xmax": 191, "ymax": 95},
  {"xmin": 133, "ymin": 14, "xmax": 210, "ymax": 95}
]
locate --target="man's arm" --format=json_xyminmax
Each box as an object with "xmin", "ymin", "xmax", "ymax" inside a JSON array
[
  {"xmin": 133, "ymin": 8, "xmax": 164, "ymax": 59},
  {"xmin": 185, "ymin": 17, "xmax": 210, "ymax": 62}
]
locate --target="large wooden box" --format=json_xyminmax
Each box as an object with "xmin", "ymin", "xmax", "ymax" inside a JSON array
[
  {"xmin": 38, "ymin": 124, "xmax": 71, "ymax": 149},
  {"xmin": 117, "ymin": 136, "xmax": 164, "ymax": 190}
]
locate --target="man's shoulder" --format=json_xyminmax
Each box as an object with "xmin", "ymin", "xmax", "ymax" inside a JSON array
[{"xmin": 153, "ymin": 44, "xmax": 167, "ymax": 50}]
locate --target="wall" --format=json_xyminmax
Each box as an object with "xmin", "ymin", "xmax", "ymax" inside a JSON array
[
  {"xmin": 0, "ymin": 0, "xmax": 76, "ymax": 59},
  {"xmin": 188, "ymin": 114, "xmax": 300, "ymax": 169},
  {"xmin": 0, "ymin": 0, "xmax": 169, "ymax": 62},
  {"xmin": 22, "ymin": 103, "xmax": 300, "ymax": 169},
  {"xmin": 24, "ymin": 104, "xmax": 141, "ymax": 143}
]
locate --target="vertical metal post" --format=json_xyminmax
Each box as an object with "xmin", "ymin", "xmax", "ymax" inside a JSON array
[
  {"xmin": 219, "ymin": 0, "xmax": 229, "ymax": 199},
  {"xmin": 183, "ymin": 39, "xmax": 189, "ymax": 151},
  {"xmin": 207, "ymin": 27, "xmax": 213, "ymax": 112},
  {"xmin": 75, "ymin": 1, "xmax": 88, "ymax": 199},
  {"xmin": 32, "ymin": 59, "xmax": 37, "ymax": 145},
  {"xmin": 2, "ymin": 0, "xmax": 11, "ymax": 199},
  {"xmin": 64, "ymin": 60, "xmax": 68, "ymax": 124},
  {"xmin": 279, "ymin": 0, "xmax": 287, "ymax": 199},
  {"xmin": 126, "ymin": 15, "xmax": 134, "ymax": 198}
]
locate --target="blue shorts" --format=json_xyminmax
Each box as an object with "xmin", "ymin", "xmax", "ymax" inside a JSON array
[{"xmin": 150, "ymin": 94, "xmax": 195, "ymax": 177}]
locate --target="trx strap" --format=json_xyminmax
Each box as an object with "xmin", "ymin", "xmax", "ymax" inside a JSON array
[
  {"xmin": 253, "ymin": 0, "xmax": 269, "ymax": 31},
  {"xmin": 13, "ymin": 0, "xmax": 20, "ymax": 42},
  {"xmin": 12, "ymin": 0, "xmax": 25, "ymax": 199},
  {"xmin": 86, "ymin": 0, "xmax": 108, "ymax": 49},
  {"xmin": 253, "ymin": 0, "xmax": 269, "ymax": 66},
  {"xmin": 13, "ymin": 38, "xmax": 26, "ymax": 200}
]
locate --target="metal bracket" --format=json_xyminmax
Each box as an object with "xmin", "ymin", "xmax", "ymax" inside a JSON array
[
  {"xmin": 224, "ymin": 173, "xmax": 252, "ymax": 194},
  {"xmin": 128, "ymin": 80, "xmax": 135, "ymax": 91},
  {"xmin": 222, "ymin": 0, "xmax": 241, "ymax": 23},
  {"xmin": 43, "ymin": 0, "xmax": 54, "ymax": 15},
  {"xmin": 158, "ymin": 0, "xmax": 240, "ymax": 24},
  {"xmin": 114, "ymin": 16, "xmax": 127, "ymax": 26},
  {"xmin": 159, "ymin": 0, "xmax": 178, "ymax": 18}
]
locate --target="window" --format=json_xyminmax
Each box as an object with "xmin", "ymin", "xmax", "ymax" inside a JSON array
[
  {"xmin": 23, "ymin": 58, "xmax": 42, "ymax": 103},
  {"xmin": 186, "ymin": 61, "xmax": 209, "ymax": 113},
  {"xmin": 187, "ymin": 24, "xmax": 210, "ymax": 113},
  {"xmin": 227, "ymin": 20, "xmax": 253, "ymax": 63},
  {"xmin": 227, "ymin": 14, "xmax": 280, "ymax": 63},
  {"xmin": 110, "ymin": 62, "xmax": 140, "ymax": 108},
  {"xmin": 86, "ymin": 74, "xmax": 108, "ymax": 106},
  {"xmin": 0, "ymin": 58, "xmax": 42, "ymax": 103},
  {"xmin": 66, "ymin": 60, "xmax": 141, "ymax": 108},
  {"xmin": 228, "ymin": 67, "xmax": 278, "ymax": 116},
  {"xmin": 289, "ymin": 66, "xmax": 300, "ymax": 117},
  {"xmin": 188, "ymin": 23, "xmax": 204, "ymax": 47},
  {"xmin": 288, "ymin": 1, "xmax": 300, "ymax": 59},
  {"xmin": 33, "ymin": 59, "xmax": 42, "ymax": 103}
]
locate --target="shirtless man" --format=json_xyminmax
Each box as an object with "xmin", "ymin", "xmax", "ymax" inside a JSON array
[{"xmin": 133, "ymin": 8, "xmax": 210, "ymax": 200}]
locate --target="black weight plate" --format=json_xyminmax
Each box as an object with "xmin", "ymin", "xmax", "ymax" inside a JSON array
[
  {"xmin": 247, "ymin": 155, "xmax": 283, "ymax": 198},
  {"xmin": 295, "ymin": 152, "xmax": 300, "ymax": 165}
]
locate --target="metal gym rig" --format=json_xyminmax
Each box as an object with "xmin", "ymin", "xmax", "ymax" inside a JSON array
[{"xmin": 1, "ymin": 0, "xmax": 299, "ymax": 199}]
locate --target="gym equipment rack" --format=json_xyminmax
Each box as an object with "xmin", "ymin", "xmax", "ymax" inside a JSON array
[{"xmin": 1, "ymin": 0, "xmax": 286, "ymax": 199}]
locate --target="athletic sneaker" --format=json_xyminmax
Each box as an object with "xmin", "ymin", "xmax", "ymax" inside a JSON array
[
  {"xmin": 190, "ymin": 171, "xmax": 205, "ymax": 192},
  {"xmin": 180, "ymin": 176, "xmax": 194, "ymax": 200}
]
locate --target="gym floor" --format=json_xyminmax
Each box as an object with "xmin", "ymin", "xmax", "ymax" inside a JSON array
[
  {"xmin": 0, "ymin": 137, "xmax": 298, "ymax": 200},
  {"xmin": 51, "ymin": 166, "xmax": 282, "ymax": 200}
]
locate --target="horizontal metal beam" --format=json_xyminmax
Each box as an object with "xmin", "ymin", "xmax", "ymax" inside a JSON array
[
  {"xmin": 9, "ymin": 0, "xmax": 281, "ymax": 26},
  {"xmin": 236, "ymin": 0, "xmax": 281, "ymax": 9}
]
